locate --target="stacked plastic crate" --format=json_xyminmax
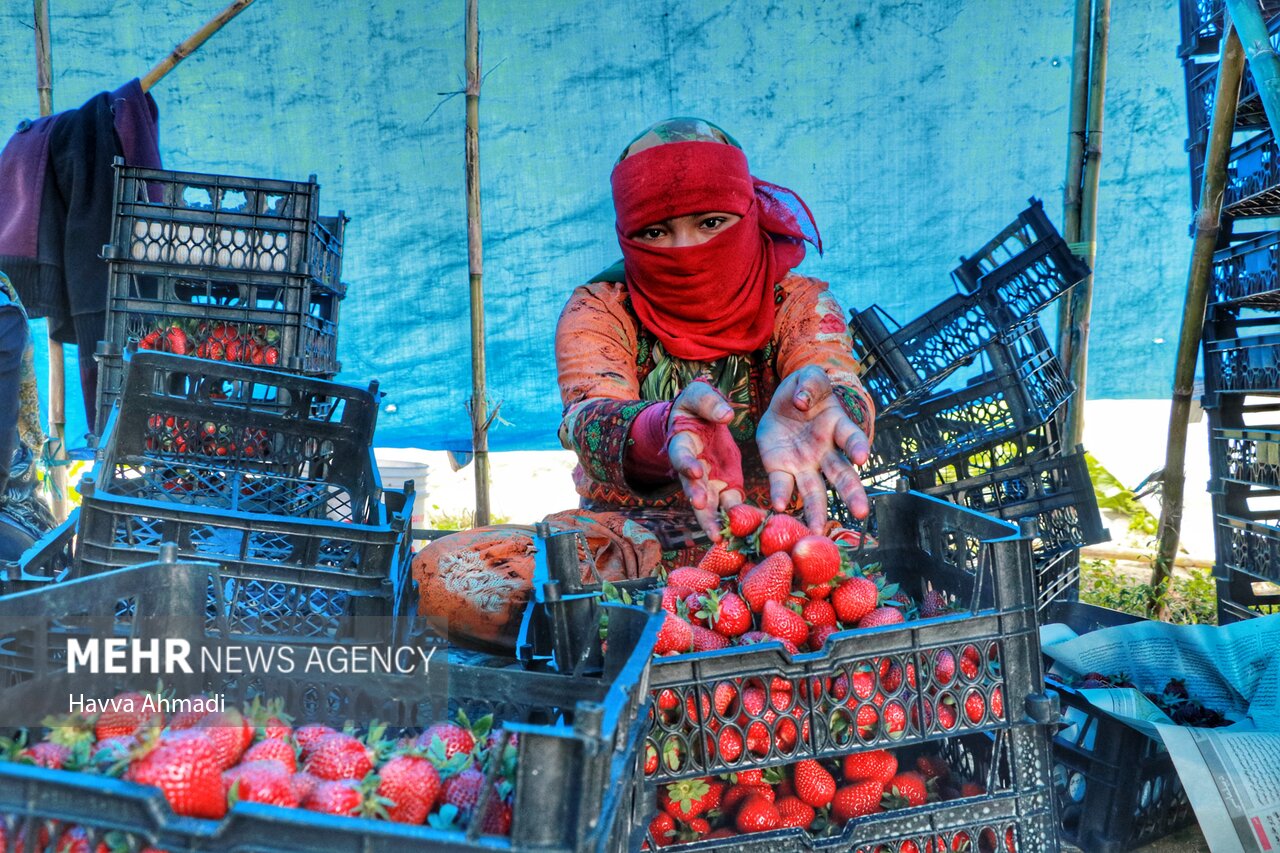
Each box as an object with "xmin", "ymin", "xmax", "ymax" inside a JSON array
[
  {"xmin": 848, "ymin": 199, "xmax": 1108, "ymax": 611},
  {"xmin": 93, "ymin": 160, "xmax": 347, "ymax": 436},
  {"xmin": 1184, "ymin": 1, "xmax": 1280, "ymax": 623}
]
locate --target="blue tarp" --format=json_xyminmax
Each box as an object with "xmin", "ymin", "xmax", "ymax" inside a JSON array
[{"xmin": 0, "ymin": 1, "xmax": 1193, "ymax": 451}]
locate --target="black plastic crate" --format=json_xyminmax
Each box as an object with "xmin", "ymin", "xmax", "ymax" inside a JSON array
[
  {"xmin": 912, "ymin": 449, "xmax": 1109, "ymax": 569},
  {"xmin": 1210, "ymin": 422, "xmax": 1280, "ymax": 488},
  {"xmin": 627, "ymin": 727, "xmax": 1059, "ymax": 852},
  {"xmin": 78, "ymin": 352, "xmax": 414, "ymax": 643},
  {"xmin": 1180, "ymin": 0, "xmax": 1280, "ymax": 57},
  {"xmin": 1209, "ymin": 482, "xmax": 1280, "ymax": 582},
  {"xmin": 1209, "ymin": 229, "xmax": 1280, "ymax": 309},
  {"xmin": 0, "ymin": 550, "xmax": 663, "ymax": 853},
  {"xmin": 852, "ymin": 200, "xmax": 1086, "ymax": 414},
  {"xmin": 1201, "ymin": 311, "xmax": 1280, "ymax": 403},
  {"xmin": 0, "ymin": 510, "xmax": 77, "ymax": 595},
  {"xmin": 1042, "ymin": 602, "xmax": 1197, "ymax": 852},
  {"xmin": 1222, "ymin": 129, "xmax": 1280, "ymax": 218},
  {"xmin": 107, "ymin": 160, "xmax": 346, "ymax": 295},
  {"xmin": 1184, "ymin": 56, "xmax": 1270, "ymax": 156},
  {"xmin": 1216, "ymin": 566, "xmax": 1280, "ymax": 622},
  {"xmin": 865, "ymin": 317, "xmax": 1073, "ymax": 477}
]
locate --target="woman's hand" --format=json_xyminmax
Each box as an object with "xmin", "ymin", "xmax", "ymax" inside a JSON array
[
  {"xmin": 666, "ymin": 381, "xmax": 745, "ymax": 543},
  {"xmin": 757, "ymin": 365, "xmax": 870, "ymax": 532}
]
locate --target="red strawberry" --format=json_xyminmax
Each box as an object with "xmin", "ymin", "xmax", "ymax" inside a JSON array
[
  {"xmin": 712, "ymin": 726, "xmax": 744, "ymax": 763},
  {"xmin": 294, "ymin": 725, "xmax": 338, "ymax": 758},
  {"xmin": 775, "ymin": 795, "xmax": 815, "ymax": 829},
  {"xmin": 139, "ymin": 330, "xmax": 162, "ymax": 350},
  {"xmin": 94, "ymin": 691, "xmax": 160, "ymax": 741},
  {"xmin": 712, "ymin": 681, "xmax": 740, "ymax": 716},
  {"xmin": 697, "ymin": 543, "xmax": 747, "ymax": 577},
  {"xmin": 739, "ymin": 630, "xmax": 801, "ymax": 656},
  {"xmin": 667, "ymin": 567, "xmax": 719, "ymax": 594},
  {"xmin": 731, "ymin": 768, "xmax": 764, "ymax": 785},
  {"xmin": 843, "ymin": 749, "xmax": 897, "ymax": 782},
  {"xmin": 761, "ymin": 599, "xmax": 808, "ymax": 646},
  {"xmin": 858, "ymin": 606, "xmax": 906, "ymax": 629},
  {"xmin": 936, "ymin": 695, "xmax": 959, "ymax": 730},
  {"xmin": 964, "ymin": 691, "xmax": 987, "ymax": 724},
  {"xmin": 721, "ymin": 782, "xmax": 775, "ymax": 815},
  {"xmin": 959, "ymin": 781, "xmax": 985, "ymax": 798},
  {"xmin": 304, "ymin": 779, "xmax": 370, "ymax": 816},
  {"xmin": 200, "ymin": 708, "xmax": 253, "ymax": 769},
  {"xmin": 648, "ymin": 812, "xmax": 677, "ymax": 847},
  {"xmin": 831, "ymin": 780, "xmax": 884, "ymax": 822},
  {"xmin": 264, "ymin": 346, "xmax": 280, "ymax": 367},
  {"xmin": 655, "ymin": 611, "xmax": 694, "ymax": 655},
  {"xmin": 661, "ymin": 584, "xmax": 694, "ymax": 616},
  {"xmin": 378, "ymin": 754, "xmax": 442, "ymax": 823},
  {"xmin": 695, "ymin": 589, "xmax": 752, "ymax": 637},
  {"xmin": 883, "ymin": 700, "xmax": 908, "ymax": 738},
  {"xmin": 224, "ymin": 338, "xmax": 243, "ymax": 362},
  {"xmin": 22, "ymin": 741, "xmax": 72, "ymax": 769},
  {"xmin": 882, "ymin": 771, "xmax": 928, "ymax": 808},
  {"xmin": 832, "ymin": 577, "xmax": 878, "ymax": 624},
  {"xmin": 164, "ymin": 325, "xmax": 190, "ymax": 355},
  {"xmin": 803, "ymin": 579, "xmax": 835, "ymax": 600},
  {"xmin": 722, "ymin": 504, "xmax": 766, "ymax": 539},
  {"xmin": 126, "ymin": 730, "xmax": 227, "ymax": 819},
  {"xmin": 933, "ymin": 649, "xmax": 957, "ymax": 686},
  {"xmin": 441, "ymin": 767, "xmax": 486, "ymax": 815},
  {"xmin": 919, "ymin": 589, "xmax": 948, "ymax": 618},
  {"xmin": 801, "ymin": 598, "xmax": 837, "ymax": 629},
  {"xmin": 915, "ymin": 755, "xmax": 951, "ymax": 782},
  {"xmin": 225, "ymin": 760, "xmax": 298, "ymax": 808},
  {"xmin": 244, "ymin": 738, "xmax": 298, "ymax": 773},
  {"xmin": 960, "ymin": 645, "xmax": 981, "ymax": 680},
  {"xmin": 480, "ymin": 795, "xmax": 513, "ymax": 836},
  {"xmin": 735, "ymin": 795, "xmax": 781, "ymax": 833},
  {"xmin": 691, "ymin": 624, "xmax": 731, "ymax": 652},
  {"xmin": 991, "ymin": 686, "xmax": 1005, "ymax": 720},
  {"xmin": 419, "ymin": 720, "xmax": 478, "ymax": 761},
  {"xmin": 792, "ymin": 759, "xmax": 836, "ymax": 808},
  {"xmin": 740, "ymin": 552, "xmax": 793, "ymax": 612},
  {"xmin": 791, "ymin": 535, "xmax": 841, "ymax": 586},
  {"xmin": 759, "ymin": 513, "xmax": 809, "ymax": 556},
  {"xmin": 659, "ymin": 778, "xmax": 716, "ymax": 821},
  {"xmin": 809, "ymin": 623, "xmax": 839, "ymax": 651},
  {"xmin": 291, "ymin": 771, "xmax": 320, "ymax": 804},
  {"xmin": 304, "ymin": 733, "xmax": 373, "ymax": 781},
  {"xmin": 684, "ymin": 591, "xmax": 710, "ymax": 628}
]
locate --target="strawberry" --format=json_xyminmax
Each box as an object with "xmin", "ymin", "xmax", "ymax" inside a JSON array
[
  {"xmin": 712, "ymin": 681, "xmax": 740, "ymax": 716},
  {"xmin": 832, "ymin": 577, "xmax": 878, "ymax": 624},
  {"xmin": 919, "ymin": 589, "xmax": 949, "ymax": 618},
  {"xmin": 263, "ymin": 346, "xmax": 280, "ymax": 367},
  {"xmin": 991, "ymin": 686, "xmax": 1004, "ymax": 720},
  {"xmin": 648, "ymin": 812, "xmax": 677, "ymax": 847},
  {"xmin": 224, "ymin": 338, "xmax": 243, "ymax": 362},
  {"xmin": 244, "ymin": 738, "xmax": 298, "ymax": 773},
  {"xmin": 94, "ymin": 691, "xmax": 160, "ymax": 741},
  {"xmin": 304, "ymin": 733, "xmax": 373, "ymax": 781},
  {"xmin": 762, "ymin": 600, "xmax": 808, "ymax": 646},
  {"xmin": 199, "ymin": 708, "xmax": 253, "ymax": 769},
  {"xmin": 802, "ymin": 579, "xmax": 835, "ymax": 600},
  {"xmin": 695, "ymin": 589, "xmax": 752, "ymax": 637},
  {"xmin": 960, "ymin": 645, "xmax": 981, "ymax": 680},
  {"xmin": 964, "ymin": 691, "xmax": 987, "ymax": 724},
  {"xmin": 480, "ymin": 794, "xmax": 514, "ymax": 836},
  {"xmin": 721, "ymin": 782, "xmax": 775, "ymax": 815},
  {"xmin": 291, "ymin": 771, "xmax": 320, "ymax": 804},
  {"xmin": 294, "ymin": 725, "xmax": 338, "ymax": 758},
  {"xmin": 791, "ymin": 535, "xmax": 841, "ymax": 586},
  {"xmin": 882, "ymin": 771, "xmax": 928, "ymax": 809},
  {"xmin": 915, "ymin": 755, "xmax": 951, "ymax": 782},
  {"xmin": 735, "ymin": 795, "xmax": 781, "ymax": 833},
  {"xmin": 740, "ymin": 552, "xmax": 793, "ymax": 612},
  {"xmin": 684, "ymin": 591, "xmax": 710, "ymax": 628},
  {"xmin": 792, "ymin": 759, "xmax": 836, "ymax": 808},
  {"xmin": 880, "ymin": 660, "xmax": 915, "ymax": 694},
  {"xmin": 654, "ymin": 611, "xmax": 694, "ymax": 655},
  {"xmin": 164, "ymin": 324, "xmax": 190, "ymax": 355},
  {"xmin": 933, "ymin": 648, "xmax": 957, "ymax": 686},
  {"xmin": 843, "ymin": 749, "xmax": 897, "ymax": 782},
  {"xmin": 691, "ymin": 624, "xmax": 731, "ymax": 652},
  {"xmin": 139, "ymin": 330, "xmax": 162, "ymax": 350},
  {"xmin": 722, "ymin": 504, "xmax": 766, "ymax": 540},
  {"xmin": 126, "ymin": 730, "xmax": 227, "ymax": 819},
  {"xmin": 712, "ymin": 726, "xmax": 744, "ymax": 763},
  {"xmin": 441, "ymin": 767, "xmax": 487, "ymax": 815},
  {"xmin": 304, "ymin": 779, "xmax": 373, "ymax": 816},
  {"xmin": 419, "ymin": 717, "xmax": 481, "ymax": 761},
  {"xmin": 775, "ymin": 795, "xmax": 815, "ymax": 829},
  {"xmin": 225, "ymin": 759, "xmax": 299, "ymax": 808},
  {"xmin": 378, "ymin": 754, "xmax": 442, "ymax": 823},
  {"xmin": 759, "ymin": 513, "xmax": 808, "ymax": 556},
  {"xmin": 809, "ymin": 623, "xmax": 839, "ymax": 651},
  {"xmin": 697, "ymin": 543, "xmax": 747, "ymax": 577},
  {"xmin": 883, "ymin": 700, "xmax": 908, "ymax": 738},
  {"xmin": 831, "ymin": 780, "xmax": 884, "ymax": 822},
  {"xmin": 858, "ymin": 606, "xmax": 906, "ymax": 629},
  {"xmin": 661, "ymin": 584, "xmax": 692, "ymax": 616},
  {"xmin": 22, "ymin": 741, "xmax": 72, "ymax": 769},
  {"xmin": 801, "ymin": 598, "xmax": 837, "ymax": 629},
  {"xmin": 936, "ymin": 695, "xmax": 959, "ymax": 730},
  {"xmin": 659, "ymin": 778, "xmax": 716, "ymax": 821},
  {"xmin": 959, "ymin": 781, "xmax": 985, "ymax": 798},
  {"xmin": 667, "ymin": 567, "xmax": 720, "ymax": 594},
  {"xmin": 739, "ymin": 630, "xmax": 801, "ymax": 656}
]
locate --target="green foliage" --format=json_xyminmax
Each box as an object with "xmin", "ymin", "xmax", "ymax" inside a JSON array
[
  {"xmin": 1080, "ymin": 559, "xmax": 1217, "ymax": 625},
  {"xmin": 425, "ymin": 504, "xmax": 510, "ymax": 530},
  {"xmin": 1086, "ymin": 452, "xmax": 1159, "ymax": 537}
]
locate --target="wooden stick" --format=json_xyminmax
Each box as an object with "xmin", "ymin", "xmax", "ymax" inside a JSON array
[
  {"xmin": 1057, "ymin": 0, "xmax": 1091, "ymax": 360},
  {"xmin": 465, "ymin": 0, "xmax": 491, "ymax": 528},
  {"xmin": 1082, "ymin": 545, "xmax": 1214, "ymax": 570},
  {"xmin": 140, "ymin": 0, "xmax": 256, "ymax": 93},
  {"xmin": 1062, "ymin": 0, "xmax": 1111, "ymax": 448},
  {"xmin": 33, "ymin": 0, "xmax": 68, "ymax": 523},
  {"xmin": 1148, "ymin": 25, "xmax": 1245, "ymax": 619}
]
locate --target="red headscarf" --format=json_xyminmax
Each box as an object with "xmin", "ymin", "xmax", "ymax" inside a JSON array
[{"xmin": 610, "ymin": 120, "xmax": 821, "ymax": 361}]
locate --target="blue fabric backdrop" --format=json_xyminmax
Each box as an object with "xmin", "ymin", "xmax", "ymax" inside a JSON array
[{"xmin": 0, "ymin": 1, "xmax": 1194, "ymax": 451}]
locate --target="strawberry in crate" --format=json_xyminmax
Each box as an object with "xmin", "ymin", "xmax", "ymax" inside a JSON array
[{"xmin": 136, "ymin": 319, "xmax": 281, "ymax": 367}]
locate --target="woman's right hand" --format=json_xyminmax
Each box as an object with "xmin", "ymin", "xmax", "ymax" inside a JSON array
[{"xmin": 666, "ymin": 381, "xmax": 745, "ymax": 543}]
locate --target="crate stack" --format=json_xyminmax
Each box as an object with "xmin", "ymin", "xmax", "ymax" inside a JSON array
[
  {"xmin": 94, "ymin": 160, "xmax": 347, "ymax": 437},
  {"xmin": 1183, "ymin": 1, "xmax": 1280, "ymax": 624},
  {"xmin": 847, "ymin": 198, "xmax": 1108, "ymax": 611}
]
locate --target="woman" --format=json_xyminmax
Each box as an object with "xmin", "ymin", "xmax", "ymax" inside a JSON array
[
  {"xmin": 0, "ymin": 271, "xmax": 56, "ymax": 561},
  {"xmin": 413, "ymin": 118, "xmax": 875, "ymax": 650}
]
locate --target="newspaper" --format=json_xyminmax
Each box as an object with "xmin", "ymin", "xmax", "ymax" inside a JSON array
[{"xmin": 1041, "ymin": 614, "xmax": 1280, "ymax": 852}]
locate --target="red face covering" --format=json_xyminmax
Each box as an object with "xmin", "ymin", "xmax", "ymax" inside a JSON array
[{"xmin": 611, "ymin": 141, "xmax": 820, "ymax": 362}]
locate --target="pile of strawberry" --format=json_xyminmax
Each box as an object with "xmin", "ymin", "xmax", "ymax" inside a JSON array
[
  {"xmin": 645, "ymin": 505, "xmax": 947, "ymax": 659},
  {"xmin": 144, "ymin": 414, "xmax": 271, "ymax": 459},
  {"xmin": 0, "ymin": 692, "xmax": 516, "ymax": 850},
  {"xmin": 646, "ymin": 748, "xmax": 1018, "ymax": 851},
  {"xmin": 137, "ymin": 320, "xmax": 282, "ymax": 367}
]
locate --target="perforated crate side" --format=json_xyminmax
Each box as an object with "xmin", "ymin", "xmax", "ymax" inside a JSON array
[
  {"xmin": 0, "ymin": 510, "xmax": 78, "ymax": 595},
  {"xmin": 1201, "ymin": 313, "xmax": 1280, "ymax": 404},
  {"xmin": 1217, "ymin": 567, "xmax": 1280, "ymax": 623},
  {"xmin": 1221, "ymin": 129, "xmax": 1280, "ymax": 218},
  {"xmin": 109, "ymin": 162, "xmax": 345, "ymax": 294},
  {"xmin": 1209, "ymin": 230, "xmax": 1280, "ymax": 309},
  {"xmin": 0, "ymin": 556, "xmax": 662, "ymax": 853}
]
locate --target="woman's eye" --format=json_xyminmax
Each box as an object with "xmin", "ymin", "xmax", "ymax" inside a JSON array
[
  {"xmin": 701, "ymin": 217, "xmax": 726, "ymax": 230},
  {"xmin": 639, "ymin": 228, "xmax": 666, "ymax": 241}
]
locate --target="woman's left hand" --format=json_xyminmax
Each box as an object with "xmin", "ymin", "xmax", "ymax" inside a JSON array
[{"xmin": 757, "ymin": 365, "xmax": 870, "ymax": 531}]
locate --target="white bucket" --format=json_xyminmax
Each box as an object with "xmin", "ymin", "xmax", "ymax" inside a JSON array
[{"xmin": 373, "ymin": 447, "xmax": 432, "ymax": 530}]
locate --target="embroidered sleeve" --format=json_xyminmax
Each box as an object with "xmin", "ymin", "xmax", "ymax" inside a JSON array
[
  {"xmin": 772, "ymin": 276, "xmax": 877, "ymax": 443},
  {"xmin": 555, "ymin": 282, "xmax": 675, "ymax": 497}
]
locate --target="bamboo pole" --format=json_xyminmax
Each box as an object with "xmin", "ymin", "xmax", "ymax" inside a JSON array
[
  {"xmin": 34, "ymin": 0, "xmax": 69, "ymax": 523},
  {"xmin": 1057, "ymin": 0, "xmax": 1092, "ymax": 362},
  {"xmin": 1148, "ymin": 26, "xmax": 1245, "ymax": 619},
  {"xmin": 1225, "ymin": 0, "xmax": 1280, "ymax": 135},
  {"xmin": 1062, "ymin": 0, "xmax": 1111, "ymax": 448},
  {"xmin": 139, "ymin": 0, "xmax": 256, "ymax": 93},
  {"xmin": 465, "ymin": 0, "xmax": 491, "ymax": 527},
  {"xmin": 1082, "ymin": 545, "xmax": 1215, "ymax": 570}
]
